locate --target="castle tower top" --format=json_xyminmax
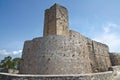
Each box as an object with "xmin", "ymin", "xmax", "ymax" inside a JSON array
[{"xmin": 43, "ymin": 3, "xmax": 69, "ymax": 36}]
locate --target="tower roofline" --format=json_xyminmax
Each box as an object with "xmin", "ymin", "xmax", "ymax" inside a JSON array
[{"xmin": 50, "ymin": 3, "xmax": 67, "ymax": 10}]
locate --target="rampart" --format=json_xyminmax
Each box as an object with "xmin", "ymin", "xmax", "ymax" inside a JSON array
[
  {"xmin": 69, "ymin": 30, "xmax": 111, "ymax": 72},
  {"xmin": 20, "ymin": 35, "xmax": 92, "ymax": 74},
  {"xmin": 20, "ymin": 30, "xmax": 111, "ymax": 74},
  {"xmin": 89, "ymin": 40, "xmax": 111, "ymax": 72}
]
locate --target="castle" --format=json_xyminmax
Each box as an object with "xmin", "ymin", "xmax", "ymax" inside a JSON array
[{"xmin": 20, "ymin": 4, "xmax": 120, "ymax": 75}]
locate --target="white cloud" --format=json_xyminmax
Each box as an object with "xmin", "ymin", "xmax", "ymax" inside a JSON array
[
  {"xmin": 103, "ymin": 23, "xmax": 117, "ymax": 33},
  {"xmin": 0, "ymin": 49, "xmax": 22, "ymax": 55},
  {"xmin": 93, "ymin": 23, "xmax": 120, "ymax": 52},
  {"xmin": 13, "ymin": 50, "xmax": 22, "ymax": 55},
  {"xmin": 0, "ymin": 49, "xmax": 11, "ymax": 55}
]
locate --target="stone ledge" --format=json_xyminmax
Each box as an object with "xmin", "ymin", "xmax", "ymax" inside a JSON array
[
  {"xmin": 0, "ymin": 71, "xmax": 114, "ymax": 80},
  {"xmin": 0, "ymin": 71, "xmax": 113, "ymax": 76}
]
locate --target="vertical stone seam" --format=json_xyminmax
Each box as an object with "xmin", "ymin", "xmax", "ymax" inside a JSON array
[{"xmin": 92, "ymin": 41, "xmax": 98, "ymax": 72}]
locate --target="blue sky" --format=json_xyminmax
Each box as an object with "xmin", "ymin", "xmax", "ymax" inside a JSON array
[{"xmin": 0, "ymin": 0, "xmax": 120, "ymax": 60}]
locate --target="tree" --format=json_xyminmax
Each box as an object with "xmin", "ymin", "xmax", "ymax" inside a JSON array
[
  {"xmin": 0, "ymin": 56, "xmax": 14, "ymax": 69},
  {"xmin": 12, "ymin": 58, "xmax": 21, "ymax": 70},
  {"xmin": 0, "ymin": 56, "xmax": 21, "ymax": 70}
]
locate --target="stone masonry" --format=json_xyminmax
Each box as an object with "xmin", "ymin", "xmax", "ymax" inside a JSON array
[
  {"xmin": 69, "ymin": 30, "xmax": 111, "ymax": 72},
  {"xmin": 20, "ymin": 35, "xmax": 93, "ymax": 74},
  {"xmin": 44, "ymin": 3, "xmax": 69, "ymax": 37},
  {"xmin": 0, "ymin": 71, "xmax": 114, "ymax": 80},
  {"xmin": 110, "ymin": 53, "xmax": 120, "ymax": 66},
  {"xmin": 20, "ymin": 3, "xmax": 116, "ymax": 74}
]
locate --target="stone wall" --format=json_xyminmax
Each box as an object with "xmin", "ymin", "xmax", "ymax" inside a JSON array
[
  {"xmin": 69, "ymin": 30, "xmax": 81, "ymax": 38},
  {"xmin": 20, "ymin": 35, "xmax": 92, "ymax": 74},
  {"xmin": 90, "ymin": 41, "xmax": 111, "ymax": 72},
  {"xmin": 0, "ymin": 68, "xmax": 8, "ymax": 73},
  {"xmin": 44, "ymin": 5, "xmax": 56, "ymax": 36},
  {"xmin": 20, "ymin": 30, "xmax": 112, "ymax": 74},
  {"xmin": 43, "ymin": 3, "xmax": 69, "ymax": 37},
  {"xmin": 0, "ymin": 71, "xmax": 114, "ymax": 80},
  {"xmin": 69, "ymin": 30, "xmax": 111, "ymax": 72},
  {"xmin": 110, "ymin": 53, "xmax": 120, "ymax": 66}
]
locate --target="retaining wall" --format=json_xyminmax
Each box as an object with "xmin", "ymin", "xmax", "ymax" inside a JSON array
[{"xmin": 0, "ymin": 71, "xmax": 114, "ymax": 80}]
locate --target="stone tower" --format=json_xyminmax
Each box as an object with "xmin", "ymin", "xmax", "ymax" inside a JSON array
[{"xmin": 43, "ymin": 3, "xmax": 69, "ymax": 36}]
